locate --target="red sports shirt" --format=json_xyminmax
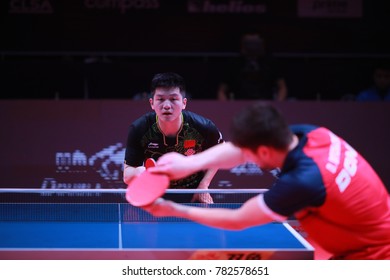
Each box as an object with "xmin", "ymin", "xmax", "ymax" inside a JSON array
[{"xmin": 262, "ymin": 125, "xmax": 390, "ymax": 259}]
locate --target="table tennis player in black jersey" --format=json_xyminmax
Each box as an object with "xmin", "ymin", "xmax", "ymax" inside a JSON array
[{"xmin": 123, "ymin": 72, "xmax": 223, "ymax": 203}]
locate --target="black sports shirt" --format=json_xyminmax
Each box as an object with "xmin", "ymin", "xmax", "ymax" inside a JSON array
[{"xmin": 124, "ymin": 110, "xmax": 223, "ymax": 189}]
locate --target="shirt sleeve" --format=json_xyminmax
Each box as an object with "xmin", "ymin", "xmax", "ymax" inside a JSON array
[
  {"xmin": 256, "ymin": 194, "xmax": 288, "ymax": 221},
  {"xmin": 124, "ymin": 122, "xmax": 146, "ymax": 167},
  {"xmin": 263, "ymin": 170, "xmax": 326, "ymax": 217},
  {"xmin": 205, "ymin": 120, "xmax": 224, "ymax": 149}
]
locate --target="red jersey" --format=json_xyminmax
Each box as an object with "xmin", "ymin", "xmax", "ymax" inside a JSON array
[{"xmin": 263, "ymin": 125, "xmax": 390, "ymax": 259}]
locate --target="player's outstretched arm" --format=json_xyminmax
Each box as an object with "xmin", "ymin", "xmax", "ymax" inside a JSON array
[
  {"xmin": 150, "ymin": 142, "xmax": 245, "ymax": 180},
  {"xmin": 144, "ymin": 195, "xmax": 275, "ymax": 230}
]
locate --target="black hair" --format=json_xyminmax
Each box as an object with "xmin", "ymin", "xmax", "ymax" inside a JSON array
[
  {"xmin": 230, "ymin": 102, "xmax": 293, "ymax": 152},
  {"xmin": 150, "ymin": 72, "xmax": 186, "ymax": 97}
]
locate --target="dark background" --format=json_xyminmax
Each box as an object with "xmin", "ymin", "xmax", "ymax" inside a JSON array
[{"xmin": 1, "ymin": 0, "xmax": 390, "ymax": 100}]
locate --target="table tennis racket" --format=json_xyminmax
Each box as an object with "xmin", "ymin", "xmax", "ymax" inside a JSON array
[
  {"xmin": 144, "ymin": 158, "xmax": 157, "ymax": 169},
  {"xmin": 126, "ymin": 171, "xmax": 170, "ymax": 207}
]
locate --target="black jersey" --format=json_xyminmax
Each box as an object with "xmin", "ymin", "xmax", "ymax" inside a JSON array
[{"xmin": 124, "ymin": 110, "xmax": 223, "ymax": 190}]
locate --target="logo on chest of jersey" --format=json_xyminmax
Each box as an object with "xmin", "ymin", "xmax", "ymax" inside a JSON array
[
  {"xmin": 147, "ymin": 142, "xmax": 159, "ymax": 149},
  {"xmin": 184, "ymin": 148, "xmax": 196, "ymax": 156},
  {"xmin": 184, "ymin": 140, "xmax": 196, "ymax": 156}
]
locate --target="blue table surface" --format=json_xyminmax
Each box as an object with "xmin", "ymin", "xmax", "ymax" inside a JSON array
[
  {"xmin": 0, "ymin": 203, "xmax": 309, "ymax": 250},
  {"xmin": 0, "ymin": 221, "xmax": 306, "ymax": 249}
]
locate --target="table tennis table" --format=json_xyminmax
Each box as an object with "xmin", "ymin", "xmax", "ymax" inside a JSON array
[{"xmin": 0, "ymin": 202, "xmax": 314, "ymax": 260}]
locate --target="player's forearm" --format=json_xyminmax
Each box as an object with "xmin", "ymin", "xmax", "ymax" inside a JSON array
[
  {"xmin": 191, "ymin": 142, "xmax": 245, "ymax": 171},
  {"xmin": 197, "ymin": 168, "xmax": 218, "ymax": 189},
  {"xmin": 171, "ymin": 196, "xmax": 271, "ymax": 230}
]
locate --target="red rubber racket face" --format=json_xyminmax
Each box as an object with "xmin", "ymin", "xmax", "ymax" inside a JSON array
[
  {"xmin": 144, "ymin": 158, "xmax": 157, "ymax": 169},
  {"xmin": 126, "ymin": 172, "xmax": 169, "ymax": 207}
]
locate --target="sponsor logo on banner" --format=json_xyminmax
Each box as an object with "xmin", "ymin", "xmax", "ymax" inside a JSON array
[
  {"xmin": 54, "ymin": 143, "xmax": 125, "ymax": 180},
  {"xmin": 297, "ymin": 0, "xmax": 362, "ymax": 18},
  {"xmin": 8, "ymin": 0, "xmax": 53, "ymax": 14},
  {"xmin": 187, "ymin": 0, "xmax": 266, "ymax": 14},
  {"xmin": 41, "ymin": 143, "xmax": 125, "ymax": 195},
  {"xmin": 84, "ymin": 0, "xmax": 160, "ymax": 14},
  {"xmin": 230, "ymin": 162, "xmax": 264, "ymax": 176}
]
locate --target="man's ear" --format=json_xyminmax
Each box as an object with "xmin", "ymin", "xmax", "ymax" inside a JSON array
[
  {"xmin": 149, "ymin": 98, "xmax": 154, "ymax": 109},
  {"xmin": 256, "ymin": 145, "xmax": 271, "ymax": 159},
  {"xmin": 182, "ymin": 97, "xmax": 187, "ymax": 109}
]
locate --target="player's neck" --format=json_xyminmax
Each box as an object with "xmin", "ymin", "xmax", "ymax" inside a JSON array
[
  {"xmin": 276, "ymin": 135, "xmax": 299, "ymax": 167},
  {"xmin": 157, "ymin": 115, "xmax": 183, "ymax": 137}
]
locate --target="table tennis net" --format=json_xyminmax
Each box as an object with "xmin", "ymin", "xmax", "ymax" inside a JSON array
[
  {"xmin": 0, "ymin": 188, "xmax": 269, "ymax": 222},
  {"xmin": 0, "ymin": 188, "xmax": 267, "ymax": 204},
  {"xmin": 0, "ymin": 203, "xmax": 242, "ymax": 223}
]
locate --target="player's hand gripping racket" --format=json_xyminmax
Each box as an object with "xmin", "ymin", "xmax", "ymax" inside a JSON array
[{"xmin": 126, "ymin": 158, "xmax": 169, "ymax": 207}]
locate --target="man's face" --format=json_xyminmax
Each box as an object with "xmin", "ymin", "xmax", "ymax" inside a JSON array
[
  {"xmin": 241, "ymin": 147, "xmax": 275, "ymax": 171},
  {"xmin": 150, "ymin": 87, "xmax": 187, "ymax": 122}
]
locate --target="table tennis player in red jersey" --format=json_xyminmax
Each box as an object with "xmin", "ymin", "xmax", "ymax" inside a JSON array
[
  {"xmin": 145, "ymin": 102, "xmax": 390, "ymax": 260},
  {"xmin": 123, "ymin": 72, "xmax": 223, "ymax": 203}
]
